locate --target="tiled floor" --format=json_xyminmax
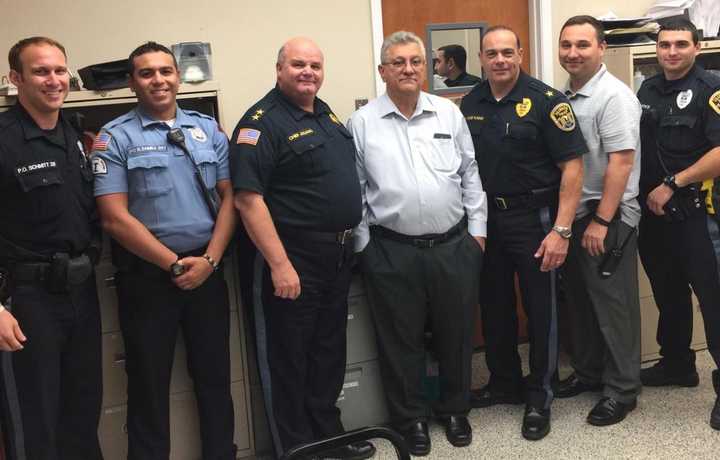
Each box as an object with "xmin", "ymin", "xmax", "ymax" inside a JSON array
[{"xmin": 371, "ymin": 346, "xmax": 720, "ymax": 459}]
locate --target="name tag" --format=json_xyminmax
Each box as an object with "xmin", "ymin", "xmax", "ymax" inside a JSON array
[
  {"xmin": 128, "ymin": 145, "xmax": 168, "ymax": 155},
  {"xmin": 433, "ymin": 133, "xmax": 451, "ymax": 139}
]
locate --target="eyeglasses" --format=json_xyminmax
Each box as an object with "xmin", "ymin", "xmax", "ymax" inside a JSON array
[{"xmin": 383, "ymin": 57, "xmax": 425, "ymax": 70}]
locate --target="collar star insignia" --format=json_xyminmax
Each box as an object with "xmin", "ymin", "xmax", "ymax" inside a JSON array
[
  {"xmin": 545, "ymin": 90, "xmax": 554, "ymax": 97},
  {"xmin": 255, "ymin": 109, "xmax": 264, "ymax": 115},
  {"xmin": 251, "ymin": 114, "xmax": 260, "ymax": 121}
]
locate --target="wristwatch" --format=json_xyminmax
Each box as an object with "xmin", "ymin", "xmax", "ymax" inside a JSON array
[
  {"xmin": 552, "ymin": 225, "xmax": 572, "ymax": 239},
  {"xmin": 170, "ymin": 260, "xmax": 186, "ymax": 278},
  {"xmin": 663, "ymin": 175, "xmax": 679, "ymax": 192}
]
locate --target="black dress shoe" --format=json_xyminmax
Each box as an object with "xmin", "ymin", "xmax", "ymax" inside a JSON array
[
  {"xmin": 587, "ymin": 397, "xmax": 636, "ymax": 426},
  {"xmin": 555, "ymin": 373, "xmax": 603, "ymax": 399},
  {"xmin": 319, "ymin": 441, "xmax": 376, "ymax": 460},
  {"xmin": 439, "ymin": 415, "xmax": 472, "ymax": 447},
  {"xmin": 471, "ymin": 383, "xmax": 524, "ymax": 408},
  {"xmin": 521, "ymin": 405, "xmax": 550, "ymax": 441},
  {"xmin": 710, "ymin": 370, "xmax": 720, "ymax": 430},
  {"xmin": 399, "ymin": 421, "xmax": 431, "ymax": 456},
  {"xmin": 641, "ymin": 361, "xmax": 699, "ymax": 387}
]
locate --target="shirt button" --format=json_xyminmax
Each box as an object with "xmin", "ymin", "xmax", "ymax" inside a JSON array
[{"xmin": 42, "ymin": 178, "xmax": 48, "ymax": 184}]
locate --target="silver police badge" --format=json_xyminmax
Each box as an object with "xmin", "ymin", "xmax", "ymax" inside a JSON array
[
  {"xmin": 189, "ymin": 127, "xmax": 207, "ymax": 142},
  {"xmin": 677, "ymin": 89, "xmax": 693, "ymax": 110}
]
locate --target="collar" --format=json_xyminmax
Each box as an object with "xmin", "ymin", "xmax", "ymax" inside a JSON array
[
  {"xmin": 564, "ymin": 64, "xmax": 607, "ymax": 98},
  {"xmin": 378, "ymin": 92, "xmax": 436, "ymax": 119},
  {"xmin": 476, "ymin": 71, "xmax": 528, "ymax": 103},
  {"xmin": 659, "ymin": 64, "xmax": 700, "ymax": 94},
  {"xmin": 444, "ymin": 71, "xmax": 468, "ymax": 86},
  {"xmin": 273, "ymin": 86, "xmax": 330, "ymax": 121},
  {"xmin": 135, "ymin": 104, "xmax": 194, "ymax": 128},
  {"xmin": 12, "ymin": 102, "xmax": 66, "ymax": 144}
]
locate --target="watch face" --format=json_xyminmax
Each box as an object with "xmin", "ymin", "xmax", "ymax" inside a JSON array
[{"xmin": 171, "ymin": 263, "xmax": 186, "ymax": 277}]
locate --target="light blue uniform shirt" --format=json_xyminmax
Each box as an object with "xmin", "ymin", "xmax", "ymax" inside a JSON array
[{"xmin": 92, "ymin": 105, "xmax": 230, "ymax": 253}]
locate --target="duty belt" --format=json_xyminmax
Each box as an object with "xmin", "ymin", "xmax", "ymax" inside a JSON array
[
  {"xmin": 278, "ymin": 227, "xmax": 353, "ymax": 245},
  {"xmin": 370, "ymin": 217, "xmax": 466, "ymax": 248},
  {"xmin": 491, "ymin": 187, "xmax": 558, "ymax": 211}
]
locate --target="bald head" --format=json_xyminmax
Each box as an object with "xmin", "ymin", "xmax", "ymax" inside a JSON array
[
  {"xmin": 276, "ymin": 37, "xmax": 325, "ymax": 110},
  {"xmin": 277, "ymin": 37, "xmax": 323, "ymax": 66}
]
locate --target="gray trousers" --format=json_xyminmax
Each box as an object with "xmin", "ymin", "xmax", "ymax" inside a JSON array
[{"xmin": 563, "ymin": 215, "xmax": 641, "ymax": 403}]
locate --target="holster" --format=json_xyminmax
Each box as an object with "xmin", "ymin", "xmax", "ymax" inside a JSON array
[
  {"xmin": 662, "ymin": 184, "xmax": 705, "ymax": 223},
  {"xmin": 45, "ymin": 253, "xmax": 93, "ymax": 293}
]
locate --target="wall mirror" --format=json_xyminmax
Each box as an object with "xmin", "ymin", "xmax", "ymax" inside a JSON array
[{"xmin": 426, "ymin": 22, "xmax": 487, "ymax": 95}]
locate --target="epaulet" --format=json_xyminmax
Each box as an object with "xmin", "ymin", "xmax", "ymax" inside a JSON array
[
  {"xmin": 0, "ymin": 110, "xmax": 13, "ymax": 129},
  {"xmin": 527, "ymin": 79, "xmax": 560, "ymax": 99},
  {"xmin": 242, "ymin": 100, "xmax": 276, "ymax": 124},
  {"xmin": 103, "ymin": 112, "xmax": 134, "ymax": 131},
  {"xmin": 697, "ymin": 68, "xmax": 720, "ymax": 88},
  {"xmin": 182, "ymin": 109, "xmax": 215, "ymax": 122}
]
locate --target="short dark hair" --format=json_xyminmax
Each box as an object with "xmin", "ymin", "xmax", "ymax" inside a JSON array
[
  {"xmin": 561, "ymin": 15, "xmax": 605, "ymax": 43},
  {"xmin": 658, "ymin": 17, "xmax": 700, "ymax": 45},
  {"xmin": 438, "ymin": 44, "xmax": 468, "ymax": 72},
  {"xmin": 8, "ymin": 36, "xmax": 66, "ymax": 73},
  {"xmin": 481, "ymin": 25, "xmax": 521, "ymax": 51},
  {"xmin": 127, "ymin": 41, "xmax": 178, "ymax": 75}
]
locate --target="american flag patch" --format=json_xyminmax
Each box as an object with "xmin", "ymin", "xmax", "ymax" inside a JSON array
[
  {"xmin": 92, "ymin": 132, "xmax": 112, "ymax": 151},
  {"xmin": 236, "ymin": 128, "xmax": 261, "ymax": 145}
]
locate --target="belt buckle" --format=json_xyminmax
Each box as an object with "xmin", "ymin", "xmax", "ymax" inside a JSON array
[
  {"xmin": 413, "ymin": 238, "xmax": 434, "ymax": 249},
  {"xmin": 337, "ymin": 229, "xmax": 352, "ymax": 245},
  {"xmin": 494, "ymin": 197, "xmax": 508, "ymax": 210}
]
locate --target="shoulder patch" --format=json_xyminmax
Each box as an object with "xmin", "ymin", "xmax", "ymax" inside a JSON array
[
  {"xmin": 92, "ymin": 132, "xmax": 112, "ymax": 151},
  {"xmin": 329, "ymin": 113, "xmax": 341, "ymax": 125},
  {"xmin": 709, "ymin": 90, "xmax": 720, "ymax": 115},
  {"xmin": 91, "ymin": 157, "xmax": 107, "ymax": 175},
  {"xmin": 237, "ymin": 128, "xmax": 261, "ymax": 145},
  {"xmin": 549, "ymin": 102, "xmax": 576, "ymax": 131}
]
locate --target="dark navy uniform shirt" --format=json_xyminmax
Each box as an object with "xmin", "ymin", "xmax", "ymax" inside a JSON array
[
  {"xmin": 0, "ymin": 103, "xmax": 95, "ymax": 259},
  {"xmin": 637, "ymin": 64, "xmax": 720, "ymax": 194},
  {"xmin": 445, "ymin": 72, "xmax": 482, "ymax": 88},
  {"xmin": 460, "ymin": 72, "xmax": 587, "ymax": 196},
  {"xmin": 230, "ymin": 87, "xmax": 361, "ymax": 232}
]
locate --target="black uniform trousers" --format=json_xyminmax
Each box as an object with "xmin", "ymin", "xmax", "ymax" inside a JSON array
[
  {"xmin": 252, "ymin": 233, "xmax": 354, "ymax": 456},
  {"xmin": 115, "ymin": 257, "xmax": 235, "ymax": 460},
  {"xmin": 638, "ymin": 209, "xmax": 720, "ymax": 370},
  {"xmin": 359, "ymin": 230, "xmax": 481, "ymax": 427},
  {"xmin": 481, "ymin": 205, "xmax": 559, "ymax": 410},
  {"xmin": 0, "ymin": 276, "xmax": 102, "ymax": 460},
  {"xmin": 563, "ymin": 216, "xmax": 641, "ymax": 403}
]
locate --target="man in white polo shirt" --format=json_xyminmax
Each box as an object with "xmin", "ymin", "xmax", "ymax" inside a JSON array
[{"xmin": 555, "ymin": 15, "xmax": 642, "ymax": 426}]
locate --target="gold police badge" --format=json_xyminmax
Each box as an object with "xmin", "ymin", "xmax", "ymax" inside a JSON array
[
  {"xmin": 550, "ymin": 102, "xmax": 576, "ymax": 131},
  {"xmin": 516, "ymin": 98, "xmax": 532, "ymax": 118},
  {"xmin": 710, "ymin": 90, "xmax": 720, "ymax": 115}
]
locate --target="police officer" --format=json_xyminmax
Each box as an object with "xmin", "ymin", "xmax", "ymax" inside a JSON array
[
  {"xmin": 230, "ymin": 37, "xmax": 374, "ymax": 460},
  {"xmin": 636, "ymin": 18, "xmax": 720, "ymax": 429},
  {"xmin": 460, "ymin": 25, "xmax": 586, "ymax": 440},
  {"xmin": 0, "ymin": 37, "xmax": 102, "ymax": 459},
  {"xmin": 93, "ymin": 42, "xmax": 237, "ymax": 459}
]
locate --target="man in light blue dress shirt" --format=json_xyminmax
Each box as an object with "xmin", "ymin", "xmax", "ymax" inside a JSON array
[{"xmin": 348, "ymin": 30, "xmax": 487, "ymax": 457}]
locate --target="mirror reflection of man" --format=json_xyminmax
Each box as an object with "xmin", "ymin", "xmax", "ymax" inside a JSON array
[{"xmin": 435, "ymin": 45, "xmax": 481, "ymax": 87}]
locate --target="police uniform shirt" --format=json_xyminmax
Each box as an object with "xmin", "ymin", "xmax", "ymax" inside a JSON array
[
  {"xmin": 0, "ymin": 103, "xmax": 95, "ymax": 257},
  {"xmin": 637, "ymin": 64, "xmax": 720, "ymax": 191},
  {"xmin": 460, "ymin": 71, "xmax": 588, "ymax": 196},
  {"xmin": 229, "ymin": 87, "xmax": 361, "ymax": 232},
  {"xmin": 445, "ymin": 72, "xmax": 482, "ymax": 88},
  {"xmin": 348, "ymin": 92, "xmax": 488, "ymax": 252},
  {"xmin": 92, "ymin": 106, "xmax": 229, "ymax": 253}
]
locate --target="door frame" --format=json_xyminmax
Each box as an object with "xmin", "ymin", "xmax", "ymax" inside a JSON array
[{"xmin": 369, "ymin": 0, "xmax": 554, "ymax": 97}]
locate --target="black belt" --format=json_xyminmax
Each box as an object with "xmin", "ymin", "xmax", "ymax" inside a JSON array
[
  {"xmin": 278, "ymin": 227, "xmax": 353, "ymax": 245},
  {"xmin": 491, "ymin": 187, "xmax": 558, "ymax": 211},
  {"xmin": 12, "ymin": 262, "xmax": 51, "ymax": 282},
  {"xmin": 370, "ymin": 218, "xmax": 466, "ymax": 248}
]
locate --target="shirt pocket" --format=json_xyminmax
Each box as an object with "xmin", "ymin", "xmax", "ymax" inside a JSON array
[
  {"xmin": 425, "ymin": 135, "xmax": 460, "ymax": 172},
  {"xmin": 286, "ymin": 134, "xmax": 328, "ymax": 174},
  {"xmin": 658, "ymin": 115, "xmax": 700, "ymax": 153},
  {"xmin": 193, "ymin": 149, "xmax": 218, "ymax": 188},
  {"xmin": 127, "ymin": 153, "xmax": 172, "ymax": 197},
  {"xmin": 15, "ymin": 165, "xmax": 64, "ymax": 192}
]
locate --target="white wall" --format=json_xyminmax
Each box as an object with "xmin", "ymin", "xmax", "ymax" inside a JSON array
[
  {"xmin": 551, "ymin": 0, "xmax": 658, "ymax": 87},
  {"xmin": 0, "ymin": 0, "xmax": 376, "ymax": 126}
]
